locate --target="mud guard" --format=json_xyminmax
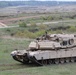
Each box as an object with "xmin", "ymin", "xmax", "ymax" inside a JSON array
[{"xmin": 27, "ymin": 55, "xmax": 43, "ymax": 66}]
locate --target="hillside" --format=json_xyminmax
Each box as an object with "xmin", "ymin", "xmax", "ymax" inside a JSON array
[{"xmin": 0, "ymin": 1, "xmax": 76, "ymax": 8}]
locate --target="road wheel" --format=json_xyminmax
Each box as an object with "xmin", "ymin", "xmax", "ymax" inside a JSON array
[
  {"xmin": 60, "ymin": 58, "xmax": 65, "ymax": 64},
  {"xmin": 48, "ymin": 59, "xmax": 52, "ymax": 65},
  {"xmin": 70, "ymin": 57, "xmax": 75, "ymax": 63},
  {"xmin": 54, "ymin": 59, "xmax": 59, "ymax": 64},
  {"xmin": 65, "ymin": 58, "xmax": 70, "ymax": 63},
  {"xmin": 41, "ymin": 60, "xmax": 47, "ymax": 65}
]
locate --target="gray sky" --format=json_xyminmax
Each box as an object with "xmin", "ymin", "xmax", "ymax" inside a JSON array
[{"xmin": 0, "ymin": 0, "xmax": 76, "ymax": 1}]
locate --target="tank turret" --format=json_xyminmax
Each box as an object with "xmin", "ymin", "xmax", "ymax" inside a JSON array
[
  {"xmin": 29, "ymin": 33, "xmax": 75, "ymax": 50},
  {"xmin": 11, "ymin": 33, "xmax": 76, "ymax": 66}
]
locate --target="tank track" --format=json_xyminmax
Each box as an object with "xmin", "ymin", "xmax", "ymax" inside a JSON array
[
  {"xmin": 12, "ymin": 55, "xmax": 43, "ymax": 66},
  {"xmin": 12, "ymin": 55, "xmax": 76, "ymax": 66},
  {"xmin": 36, "ymin": 57, "xmax": 76, "ymax": 65}
]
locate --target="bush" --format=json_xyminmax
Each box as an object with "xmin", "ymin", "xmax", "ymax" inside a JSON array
[
  {"xmin": 15, "ymin": 30, "xmax": 37, "ymax": 38},
  {"xmin": 19, "ymin": 22, "xmax": 27, "ymax": 27},
  {"xmin": 41, "ymin": 16, "xmax": 48, "ymax": 20},
  {"xmin": 15, "ymin": 31, "xmax": 25, "ymax": 38},
  {"xmin": 24, "ymin": 30, "xmax": 37, "ymax": 38},
  {"xmin": 38, "ymin": 24, "xmax": 47, "ymax": 30},
  {"xmin": 67, "ymin": 26, "xmax": 76, "ymax": 32},
  {"xmin": 6, "ymin": 29, "xmax": 11, "ymax": 32},
  {"xmin": 30, "ymin": 22, "xmax": 36, "ymax": 27},
  {"xmin": 47, "ymin": 16, "xmax": 54, "ymax": 20},
  {"xmin": 35, "ymin": 30, "xmax": 45, "ymax": 36}
]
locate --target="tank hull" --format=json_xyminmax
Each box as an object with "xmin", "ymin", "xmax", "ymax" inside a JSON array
[{"xmin": 11, "ymin": 47, "xmax": 76, "ymax": 66}]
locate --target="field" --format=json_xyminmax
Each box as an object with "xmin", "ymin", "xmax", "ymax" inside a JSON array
[
  {"xmin": 1, "ymin": 63, "xmax": 76, "ymax": 75},
  {"xmin": 0, "ymin": 38, "xmax": 76, "ymax": 75},
  {"xmin": 0, "ymin": 4, "xmax": 76, "ymax": 75}
]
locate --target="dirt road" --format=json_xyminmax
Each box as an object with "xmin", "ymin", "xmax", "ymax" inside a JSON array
[
  {"xmin": 0, "ymin": 22, "xmax": 7, "ymax": 28},
  {"xmin": 0, "ymin": 14, "xmax": 76, "ymax": 28},
  {"xmin": 0, "ymin": 15, "xmax": 44, "ymax": 28},
  {"xmin": 0, "ymin": 15, "xmax": 44, "ymax": 22}
]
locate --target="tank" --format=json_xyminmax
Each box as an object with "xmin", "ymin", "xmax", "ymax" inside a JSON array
[{"xmin": 11, "ymin": 33, "xmax": 76, "ymax": 66}]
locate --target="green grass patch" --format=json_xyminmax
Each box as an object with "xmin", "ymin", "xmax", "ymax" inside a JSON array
[
  {"xmin": 0, "ymin": 63, "xmax": 76, "ymax": 75},
  {"xmin": 0, "ymin": 39, "xmax": 76, "ymax": 75}
]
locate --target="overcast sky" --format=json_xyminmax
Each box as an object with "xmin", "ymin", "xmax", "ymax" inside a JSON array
[{"xmin": 0, "ymin": 0, "xmax": 76, "ymax": 1}]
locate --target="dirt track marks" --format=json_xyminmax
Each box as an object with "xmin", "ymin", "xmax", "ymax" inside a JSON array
[
  {"xmin": 0, "ymin": 22, "xmax": 7, "ymax": 28},
  {"xmin": 0, "ymin": 15, "xmax": 44, "ymax": 22}
]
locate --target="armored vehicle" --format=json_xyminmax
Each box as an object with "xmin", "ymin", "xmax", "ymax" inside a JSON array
[{"xmin": 11, "ymin": 33, "xmax": 76, "ymax": 66}]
